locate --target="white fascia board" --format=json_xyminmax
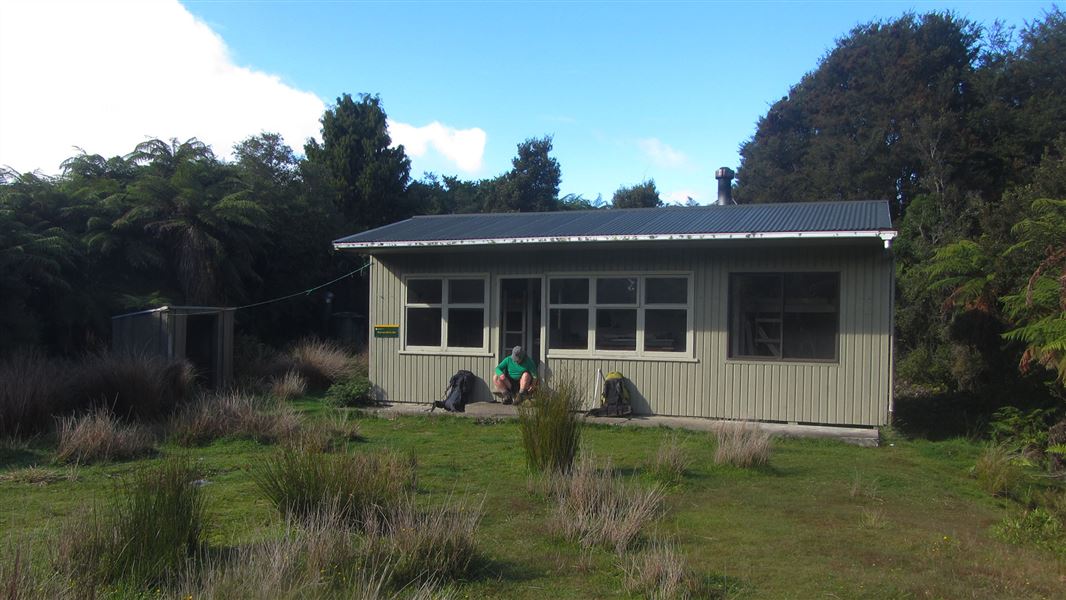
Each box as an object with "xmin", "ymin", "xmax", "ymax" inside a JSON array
[{"xmin": 334, "ymin": 229, "xmax": 899, "ymax": 251}]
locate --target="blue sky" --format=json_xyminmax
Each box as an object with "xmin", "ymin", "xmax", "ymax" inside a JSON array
[{"xmin": 0, "ymin": 0, "xmax": 1054, "ymax": 204}]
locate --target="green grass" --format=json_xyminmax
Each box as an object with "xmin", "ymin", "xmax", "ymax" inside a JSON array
[{"xmin": 2, "ymin": 407, "xmax": 1065, "ymax": 598}]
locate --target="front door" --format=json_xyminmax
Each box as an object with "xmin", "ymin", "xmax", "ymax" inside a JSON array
[{"xmin": 499, "ymin": 278, "xmax": 542, "ymax": 364}]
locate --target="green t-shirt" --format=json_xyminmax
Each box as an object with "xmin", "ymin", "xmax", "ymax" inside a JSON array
[{"xmin": 495, "ymin": 355, "xmax": 538, "ymax": 379}]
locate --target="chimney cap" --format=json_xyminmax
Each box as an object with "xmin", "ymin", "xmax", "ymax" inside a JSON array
[{"xmin": 715, "ymin": 167, "xmax": 735, "ymax": 180}]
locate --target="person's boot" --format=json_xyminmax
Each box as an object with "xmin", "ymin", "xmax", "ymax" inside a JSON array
[{"xmin": 503, "ymin": 391, "xmax": 514, "ymax": 405}]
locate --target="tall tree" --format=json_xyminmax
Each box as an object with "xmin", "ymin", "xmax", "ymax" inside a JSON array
[
  {"xmin": 303, "ymin": 94, "xmax": 411, "ymax": 231},
  {"xmin": 734, "ymin": 12, "xmax": 982, "ymax": 222},
  {"xmin": 488, "ymin": 137, "xmax": 561, "ymax": 212},
  {"xmin": 612, "ymin": 180, "xmax": 662, "ymax": 208}
]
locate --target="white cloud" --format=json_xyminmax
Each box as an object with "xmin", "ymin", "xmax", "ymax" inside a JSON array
[
  {"xmin": 389, "ymin": 121, "xmax": 486, "ymax": 174},
  {"xmin": 662, "ymin": 189, "xmax": 705, "ymax": 204},
  {"xmin": 0, "ymin": 0, "xmax": 483, "ymax": 177},
  {"xmin": 638, "ymin": 138, "xmax": 689, "ymax": 169}
]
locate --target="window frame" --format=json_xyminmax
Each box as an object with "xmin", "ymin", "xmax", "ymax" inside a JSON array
[
  {"xmin": 401, "ymin": 274, "xmax": 490, "ymax": 355},
  {"xmin": 726, "ymin": 271, "xmax": 841, "ymax": 364},
  {"xmin": 546, "ymin": 273, "xmax": 694, "ymax": 361}
]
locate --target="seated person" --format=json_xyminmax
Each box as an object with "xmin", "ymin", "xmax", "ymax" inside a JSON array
[{"xmin": 493, "ymin": 345, "xmax": 538, "ymax": 404}]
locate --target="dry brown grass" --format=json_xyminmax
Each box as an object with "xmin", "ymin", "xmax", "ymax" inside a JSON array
[
  {"xmin": 289, "ymin": 339, "xmax": 353, "ymax": 391},
  {"xmin": 0, "ymin": 352, "xmax": 64, "ymax": 437},
  {"xmin": 362, "ymin": 497, "xmax": 483, "ymax": 585},
  {"xmin": 282, "ymin": 411, "xmax": 362, "ymax": 453},
  {"xmin": 651, "ymin": 433, "xmax": 691, "ymax": 484},
  {"xmin": 55, "ymin": 411, "xmax": 155, "ymax": 463},
  {"xmin": 169, "ymin": 391, "xmax": 300, "ymax": 447},
  {"xmin": 0, "ymin": 464, "xmax": 79, "ymax": 485},
  {"xmin": 622, "ymin": 539, "xmax": 705, "ymax": 600},
  {"xmin": 270, "ymin": 371, "xmax": 308, "ymax": 400},
  {"xmin": 543, "ymin": 454, "xmax": 664, "ymax": 554},
  {"xmin": 712, "ymin": 421, "xmax": 773, "ymax": 468}
]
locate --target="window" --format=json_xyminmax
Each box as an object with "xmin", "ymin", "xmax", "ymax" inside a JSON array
[
  {"xmin": 729, "ymin": 272, "xmax": 839, "ymax": 361},
  {"xmin": 404, "ymin": 277, "xmax": 487, "ymax": 351},
  {"xmin": 547, "ymin": 275, "xmax": 691, "ymax": 356}
]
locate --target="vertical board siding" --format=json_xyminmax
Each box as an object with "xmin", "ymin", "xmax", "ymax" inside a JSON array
[{"xmin": 367, "ymin": 244, "xmax": 893, "ymax": 426}]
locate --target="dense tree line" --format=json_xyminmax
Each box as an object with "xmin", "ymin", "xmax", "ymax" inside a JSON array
[
  {"xmin": 0, "ymin": 93, "xmax": 588, "ymax": 356},
  {"xmin": 736, "ymin": 9, "xmax": 1066, "ymax": 426}
]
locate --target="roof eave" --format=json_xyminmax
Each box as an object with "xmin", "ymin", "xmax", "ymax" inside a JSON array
[{"xmin": 333, "ymin": 229, "xmax": 900, "ymax": 252}]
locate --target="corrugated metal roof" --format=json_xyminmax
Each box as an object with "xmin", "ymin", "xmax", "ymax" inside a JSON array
[{"xmin": 334, "ymin": 200, "xmax": 895, "ymax": 249}]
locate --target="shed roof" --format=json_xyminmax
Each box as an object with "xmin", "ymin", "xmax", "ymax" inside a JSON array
[{"xmin": 334, "ymin": 200, "xmax": 897, "ymax": 251}]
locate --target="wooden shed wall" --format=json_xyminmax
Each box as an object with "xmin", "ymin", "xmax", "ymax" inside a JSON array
[{"xmin": 367, "ymin": 243, "xmax": 893, "ymax": 426}]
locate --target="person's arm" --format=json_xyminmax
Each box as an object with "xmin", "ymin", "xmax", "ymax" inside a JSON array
[{"xmin": 495, "ymin": 357, "xmax": 510, "ymax": 376}]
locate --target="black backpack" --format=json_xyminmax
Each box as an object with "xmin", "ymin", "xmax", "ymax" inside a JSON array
[
  {"xmin": 589, "ymin": 372, "xmax": 632, "ymax": 417},
  {"xmin": 434, "ymin": 370, "xmax": 477, "ymax": 412}
]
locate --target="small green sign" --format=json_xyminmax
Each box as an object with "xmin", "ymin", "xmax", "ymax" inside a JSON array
[{"xmin": 374, "ymin": 324, "xmax": 399, "ymax": 338}]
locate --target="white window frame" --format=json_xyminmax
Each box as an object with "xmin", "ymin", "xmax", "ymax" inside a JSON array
[
  {"xmin": 546, "ymin": 273, "xmax": 695, "ymax": 361},
  {"xmin": 402, "ymin": 274, "xmax": 490, "ymax": 355}
]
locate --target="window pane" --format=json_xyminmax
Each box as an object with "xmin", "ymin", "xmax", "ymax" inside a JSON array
[
  {"xmin": 646, "ymin": 278, "xmax": 687, "ymax": 304},
  {"xmin": 406, "ymin": 307, "xmax": 441, "ymax": 346},
  {"xmin": 596, "ymin": 278, "xmax": 637, "ymax": 304},
  {"xmin": 730, "ymin": 274, "xmax": 782, "ymax": 358},
  {"xmin": 645, "ymin": 309, "xmax": 687, "ymax": 352},
  {"xmin": 549, "ymin": 308, "xmax": 588, "ymax": 349},
  {"xmin": 595, "ymin": 308, "xmax": 637, "ymax": 350},
  {"xmin": 549, "ymin": 278, "xmax": 589, "ymax": 304},
  {"xmin": 446, "ymin": 308, "xmax": 484, "ymax": 348},
  {"xmin": 782, "ymin": 273, "xmax": 838, "ymax": 360},
  {"xmin": 783, "ymin": 313, "xmax": 837, "ymax": 359},
  {"xmin": 407, "ymin": 279, "xmax": 442, "ymax": 304},
  {"xmin": 448, "ymin": 279, "xmax": 484, "ymax": 304}
]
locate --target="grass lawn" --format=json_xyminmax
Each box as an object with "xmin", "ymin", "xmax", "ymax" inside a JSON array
[{"xmin": 2, "ymin": 400, "xmax": 1064, "ymax": 599}]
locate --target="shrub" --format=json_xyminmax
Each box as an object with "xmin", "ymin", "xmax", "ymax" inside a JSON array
[
  {"xmin": 251, "ymin": 448, "xmax": 416, "ymax": 528},
  {"xmin": 973, "ymin": 444, "xmax": 1024, "ymax": 497},
  {"xmin": 289, "ymin": 339, "xmax": 353, "ymax": 392},
  {"xmin": 362, "ymin": 498, "xmax": 483, "ymax": 586},
  {"xmin": 994, "ymin": 508, "xmax": 1065, "ymax": 554},
  {"xmin": 622, "ymin": 539, "xmax": 705, "ymax": 600},
  {"xmin": 651, "ymin": 433, "xmax": 691, "ymax": 484},
  {"xmin": 56, "ymin": 456, "xmax": 207, "ymax": 587},
  {"xmin": 169, "ymin": 391, "xmax": 300, "ymax": 446},
  {"xmin": 544, "ymin": 455, "xmax": 664, "ymax": 554},
  {"xmin": 518, "ymin": 380, "xmax": 583, "ymax": 473},
  {"xmin": 0, "ymin": 352, "xmax": 65, "ymax": 437},
  {"xmin": 271, "ymin": 370, "xmax": 308, "ymax": 400},
  {"xmin": 326, "ymin": 373, "xmax": 375, "ymax": 407},
  {"xmin": 712, "ymin": 421, "xmax": 773, "ymax": 468},
  {"xmin": 60, "ymin": 353, "xmax": 196, "ymax": 421},
  {"xmin": 55, "ymin": 410, "xmax": 155, "ymax": 463}
]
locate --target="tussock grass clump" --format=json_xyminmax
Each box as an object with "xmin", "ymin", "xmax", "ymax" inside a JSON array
[
  {"xmin": 170, "ymin": 391, "xmax": 300, "ymax": 446},
  {"xmin": 363, "ymin": 499, "xmax": 483, "ymax": 585},
  {"xmin": 622, "ymin": 539, "xmax": 706, "ymax": 600},
  {"xmin": 282, "ymin": 411, "xmax": 362, "ymax": 452},
  {"xmin": 270, "ymin": 370, "xmax": 308, "ymax": 400},
  {"xmin": 55, "ymin": 410, "xmax": 155, "ymax": 463},
  {"xmin": 973, "ymin": 444, "xmax": 1024, "ymax": 497},
  {"xmin": 251, "ymin": 448, "xmax": 416, "ymax": 527},
  {"xmin": 518, "ymin": 380, "xmax": 583, "ymax": 473},
  {"xmin": 544, "ymin": 455, "xmax": 664, "ymax": 554},
  {"xmin": 651, "ymin": 433, "xmax": 691, "ymax": 484},
  {"xmin": 61, "ymin": 353, "xmax": 196, "ymax": 421},
  {"xmin": 712, "ymin": 421, "xmax": 773, "ymax": 468},
  {"xmin": 0, "ymin": 352, "xmax": 65, "ymax": 437},
  {"xmin": 56, "ymin": 456, "xmax": 207, "ymax": 588},
  {"xmin": 289, "ymin": 339, "xmax": 353, "ymax": 391}
]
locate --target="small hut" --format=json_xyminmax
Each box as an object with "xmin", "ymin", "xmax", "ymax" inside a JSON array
[{"xmin": 111, "ymin": 306, "xmax": 235, "ymax": 389}]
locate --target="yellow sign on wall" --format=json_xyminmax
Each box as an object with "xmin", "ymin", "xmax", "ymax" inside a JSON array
[{"xmin": 374, "ymin": 324, "xmax": 399, "ymax": 338}]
